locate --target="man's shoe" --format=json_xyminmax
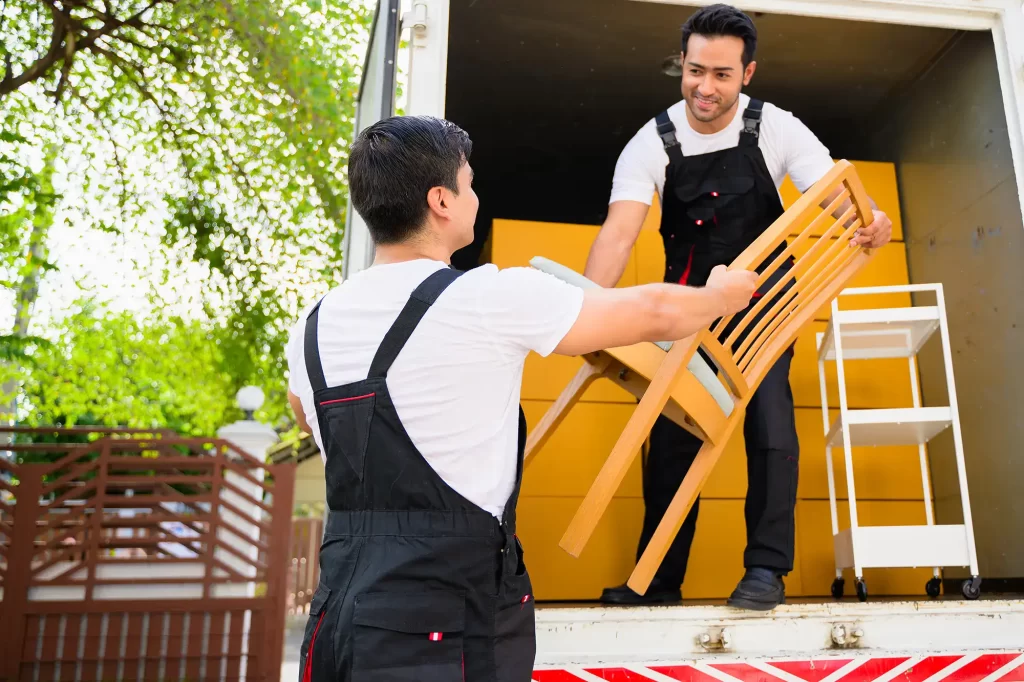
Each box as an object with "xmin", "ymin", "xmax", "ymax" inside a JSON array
[
  {"xmin": 599, "ymin": 578, "xmax": 682, "ymax": 605},
  {"xmin": 726, "ymin": 568, "xmax": 786, "ymax": 611}
]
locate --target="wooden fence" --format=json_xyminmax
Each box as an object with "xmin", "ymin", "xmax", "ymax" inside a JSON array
[
  {"xmin": 285, "ymin": 517, "xmax": 322, "ymax": 616},
  {"xmin": 0, "ymin": 427, "xmax": 295, "ymax": 682}
]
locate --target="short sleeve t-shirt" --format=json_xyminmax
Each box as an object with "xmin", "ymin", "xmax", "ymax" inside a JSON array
[
  {"xmin": 284, "ymin": 259, "xmax": 585, "ymax": 518},
  {"xmin": 609, "ymin": 93, "xmax": 835, "ymax": 206}
]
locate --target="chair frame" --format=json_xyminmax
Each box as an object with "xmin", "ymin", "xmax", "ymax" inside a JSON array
[{"xmin": 523, "ymin": 159, "xmax": 878, "ymax": 595}]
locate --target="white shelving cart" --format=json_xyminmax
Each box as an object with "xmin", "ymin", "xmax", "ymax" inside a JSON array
[{"xmin": 815, "ymin": 283, "xmax": 982, "ymax": 601}]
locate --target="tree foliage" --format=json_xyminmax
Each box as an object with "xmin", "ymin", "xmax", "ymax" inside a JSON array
[
  {"xmin": 1, "ymin": 0, "xmax": 372, "ymax": 433},
  {"xmin": 18, "ymin": 302, "xmax": 265, "ymax": 435}
]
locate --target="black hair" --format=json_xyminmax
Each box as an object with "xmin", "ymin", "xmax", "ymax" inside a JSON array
[
  {"xmin": 681, "ymin": 4, "xmax": 758, "ymax": 67},
  {"xmin": 348, "ymin": 115, "xmax": 473, "ymax": 245}
]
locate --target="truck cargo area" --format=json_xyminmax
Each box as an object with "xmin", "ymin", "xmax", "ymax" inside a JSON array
[{"xmin": 438, "ymin": 0, "xmax": 1024, "ymax": 616}]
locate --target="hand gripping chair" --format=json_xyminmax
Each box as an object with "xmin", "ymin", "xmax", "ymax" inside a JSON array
[{"xmin": 523, "ymin": 160, "xmax": 877, "ymax": 595}]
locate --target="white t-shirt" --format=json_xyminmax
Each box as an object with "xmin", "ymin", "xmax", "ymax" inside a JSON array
[
  {"xmin": 285, "ymin": 259, "xmax": 585, "ymax": 518},
  {"xmin": 610, "ymin": 93, "xmax": 835, "ymax": 206}
]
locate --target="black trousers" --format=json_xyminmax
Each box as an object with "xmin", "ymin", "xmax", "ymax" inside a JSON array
[{"xmin": 635, "ymin": 347, "xmax": 799, "ymax": 587}]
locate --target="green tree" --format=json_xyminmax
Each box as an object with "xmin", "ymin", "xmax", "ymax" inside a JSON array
[{"xmin": 1, "ymin": 0, "xmax": 372, "ymax": 432}]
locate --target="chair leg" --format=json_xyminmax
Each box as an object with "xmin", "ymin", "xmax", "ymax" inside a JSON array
[
  {"xmin": 524, "ymin": 354, "xmax": 612, "ymax": 469},
  {"xmin": 559, "ymin": 338, "xmax": 700, "ymax": 558},
  {"xmin": 626, "ymin": 415, "xmax": 743, "ymax": 595}
]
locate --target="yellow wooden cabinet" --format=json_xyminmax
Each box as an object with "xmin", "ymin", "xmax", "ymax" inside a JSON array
[{"xmin": 497, "ymin": 160, "xmax": 933, "ymax": 600}]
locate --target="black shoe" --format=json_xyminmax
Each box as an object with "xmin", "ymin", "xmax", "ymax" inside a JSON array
[
  {"xmin": 727, "ymin": 570, "xmax": 786, "ymax": 611},
  {"xmin": 599, "ymin": 578, "xmax": 682, "ymax": 605}
]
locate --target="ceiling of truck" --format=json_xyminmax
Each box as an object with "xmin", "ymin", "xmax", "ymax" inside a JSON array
[{"xmin": 443, "ymin": 0, "xmax": 963, "ymax": 265}]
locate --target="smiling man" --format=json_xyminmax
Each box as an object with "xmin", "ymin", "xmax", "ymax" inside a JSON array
[{"xmin": 584, "ymin": 4, "xmax": 893, "ymax": 611}]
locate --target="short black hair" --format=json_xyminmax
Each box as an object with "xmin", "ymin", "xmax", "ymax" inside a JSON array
[
  {"xmin": 348, "ymin": 115, "xmax": 473, "ymax": 245},
  {"xmin": 681, "ymin": 4, "xmax": 758, "ymax": 67}
]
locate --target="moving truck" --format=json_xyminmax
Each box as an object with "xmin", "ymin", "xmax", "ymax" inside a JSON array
[{"xmin": 342, "ymin": 0, "xmax": 1024, "ymax": 674}]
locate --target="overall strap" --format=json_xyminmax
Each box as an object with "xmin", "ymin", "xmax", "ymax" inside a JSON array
[
  {"xmin": 368, "ymin": 267, "xmax": 464, "ymax": 378},
  {"xmin": 303, "ymin": 298, "xmax": 328, "ymax": 393},
  {"xmin": 739, "ymin": 98, "xmax": 765, "ymax": 147},
  {"xmin": 655, "ymin": 110, "xmax": 685, "ymax": 165}
]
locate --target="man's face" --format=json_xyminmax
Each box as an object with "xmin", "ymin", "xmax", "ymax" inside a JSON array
[
  {"xmin": 447, "ymin": 161, "xmax": 479, "ymax": 249},
  {"xmin": 681, "ymin": 34, "xmax": 756, "ymax": 124}
]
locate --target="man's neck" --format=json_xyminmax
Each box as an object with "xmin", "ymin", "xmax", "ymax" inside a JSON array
[{"xmin": 373, "ymin": 240, "xmax": 452, "ymax": 267}]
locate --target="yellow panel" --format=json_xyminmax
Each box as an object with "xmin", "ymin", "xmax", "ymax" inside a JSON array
[
  {"xmin": 779, "ymin": 160, "xmax": 903, "ymax": 242},
  {"xmin": 797, "ymin": 409, "xmax": 930, "ymax": 502},
  {"xmin": 791, "ymin": 322, "xmax": 917, "ymax": 409},
  {"xmin": 797, "ymin": 500, "xmax": 935, "ymax": 597},
  {"xmin": 517, "ymin": 497, "xmax": 644, "ymax": 601},
  {"xmin": 521, "ymin": 400, "xmax": 643, "ymax": 498},
  {"xmin": 490, "ymin": 219, "xmax": 638, "ymax": 287},
  {"xmin": 636, "ymin": 227, "xmax": 667, "ymax": 285}
]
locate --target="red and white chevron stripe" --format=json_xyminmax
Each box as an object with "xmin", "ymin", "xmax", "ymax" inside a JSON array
[{"xmin": 533, "ymin": 652, "xmax": 1024, "ymax": 682}]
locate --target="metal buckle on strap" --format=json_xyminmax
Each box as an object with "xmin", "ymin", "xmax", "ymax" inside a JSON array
[{"xmin": 656, "ymin": 119, "xmax": 679, "ymax": 149}]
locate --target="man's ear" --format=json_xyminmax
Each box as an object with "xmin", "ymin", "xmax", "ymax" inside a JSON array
[
  {"xmin": 743, "ymin": 60, "xmax": 757, "ymax": 86},
  {"xmin": 426, "ymin": 186, "xmax": 449, "ymax": 217}
]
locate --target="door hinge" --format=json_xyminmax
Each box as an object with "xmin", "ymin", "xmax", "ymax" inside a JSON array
[{"xmin": 403, "ymin": 1, "xmax": 428, "ymax": 47}]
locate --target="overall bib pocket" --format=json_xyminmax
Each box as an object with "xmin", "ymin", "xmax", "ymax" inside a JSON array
[{"xmin": 351, "ymin": 591, "xmax": 466, "ymax": 681}]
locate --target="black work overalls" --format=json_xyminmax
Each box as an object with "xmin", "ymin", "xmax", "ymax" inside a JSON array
[
  {"xmin": 299, "ymin": 267, "xmax": 536, "ymax": 682},
  {"xmin": 637, "ymin": 100, "xmax": 801, "ymax": 584}
]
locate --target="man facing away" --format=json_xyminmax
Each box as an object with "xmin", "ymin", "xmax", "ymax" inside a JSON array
[
  {"xmin": 285, "ymin": 115, "xmax": 758, "ymax": 681},
  {"xmin": 586, "ymin": 3, "xmax": 893, "ymax": 611}
]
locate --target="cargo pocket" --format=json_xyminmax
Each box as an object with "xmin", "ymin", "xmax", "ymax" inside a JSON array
[
  {"xmin": 351, "ymin": 591, "xmax": 465, "ymax": 681},
  {"xmin": 299, "ymin": 584, "xmax": 335, "ymax": 682}
]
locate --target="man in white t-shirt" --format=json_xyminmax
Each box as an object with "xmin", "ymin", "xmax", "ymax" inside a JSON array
[
  {"xmin": 584, "ymin": 4, "xmax": 894, "ymax": 611},
  {"xmin": 284, "ymin": 114, "xmax": 757, "ymax": 681}
]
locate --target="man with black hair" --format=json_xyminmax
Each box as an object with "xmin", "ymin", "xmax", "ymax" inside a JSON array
[
  {"xmin": 284, "ymin": 114, "xmax": 758, "ymax": 680},
  {"xmin": 586, "ymin": 3, "xmax": 893, "ymax": 611}
]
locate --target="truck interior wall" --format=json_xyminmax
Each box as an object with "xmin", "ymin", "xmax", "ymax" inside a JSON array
[
  {"xmin": 444, "ymin": 0, "xmax": 956, "ymax": 268},
  {"xmin": 867, "ymin": 29, "xmax": 1024, "ymax": 582}
]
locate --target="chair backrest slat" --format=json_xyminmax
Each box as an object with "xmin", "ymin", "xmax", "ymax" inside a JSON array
[{"xmin": 700, "ymin": 160, "xmax": 876, "ymax": 394}]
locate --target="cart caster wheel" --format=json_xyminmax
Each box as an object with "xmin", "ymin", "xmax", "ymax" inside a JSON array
[
  {"xmin": 962, "ymin": 577, "xmax": 982, "ymax": 600},
  {"xmin": 855, "ymin": 579, "xmax": 868, "ymax": 602},
  {"xmin": 831, "ymin": 578, "xmax": 845, "ymax": 600},
  {"xmin": 926, "ymin": 578, "xmax": 942, "ymax": 598}
]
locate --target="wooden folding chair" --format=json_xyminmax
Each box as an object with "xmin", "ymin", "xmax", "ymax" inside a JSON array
[{"xmin": 524, "ymin": 159, "xmax": 877, "ymax": 595}]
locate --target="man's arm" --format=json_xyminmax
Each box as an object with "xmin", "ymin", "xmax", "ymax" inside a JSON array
[
  {"xmin": 288, "ymin": 390, "xmax": 312, "ymax": 434},
  {"xmin": 583, "ymin": 200, "xmax": 651, "ymax": 287},
  {"xmin": 553, "ymin": 265, "xmax": 757, "ymax": 357}
]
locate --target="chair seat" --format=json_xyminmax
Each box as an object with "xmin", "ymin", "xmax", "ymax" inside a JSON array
[{"xmin": 529, "ymin": 256, "xmax": 735, "ymax": 416}]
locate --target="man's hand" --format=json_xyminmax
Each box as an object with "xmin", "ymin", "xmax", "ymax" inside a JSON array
[
  {"xmin": 706, "ymin": 265, "xmax": 759, "ymax": 315},
  {"xmin": 850, "ymin": 209, "xmax": 892, "ymax": 248}
]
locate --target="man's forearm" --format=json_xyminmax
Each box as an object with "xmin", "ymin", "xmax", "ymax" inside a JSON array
[{"xmin": 583, "ymin": 228, "xmax": 634, "ymax": 287}]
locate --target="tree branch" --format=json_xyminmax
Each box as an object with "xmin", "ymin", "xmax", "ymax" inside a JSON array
[
  {"xmin": 0, "ymin": 2, "xmax": 69, "ymax": 99},
  {"xmin": 0, "ymin": 0, "xmax": 178, "ymax": 101}
]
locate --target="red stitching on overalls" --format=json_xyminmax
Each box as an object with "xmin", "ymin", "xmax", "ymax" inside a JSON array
[
  {"xmin": 301, "ymin": 611, "xmax": 327, "ymax": 682},
  {"xmin": 678, "ymin": 246, "xmax": 696, "ymax": 285},
  {"xmin": 320, "ymin": 392, "xmax": 375, "ymax": 406}
]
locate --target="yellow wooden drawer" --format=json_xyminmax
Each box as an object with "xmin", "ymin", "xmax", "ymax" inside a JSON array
[
  {"xmin": 797, "ymin": 500, "xmax": 935, "ymax": 597},
  {"xmin": 516, "ymin": 497, "xmax": 645, "ymax": 601},
  {"xmin": 792, "ymin": 322, "xmax": 917, "ymax": 409},
  {"xmin": 521, "ymin": 400, "xmax": 643, "ymax": 498},
  {"xmin": 797, "ymin": 409, "xmax": 930, "ymax": 502},
  {"xmin": 491, "ymin": 219, "xmax": 638, "ymax": 287}
]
